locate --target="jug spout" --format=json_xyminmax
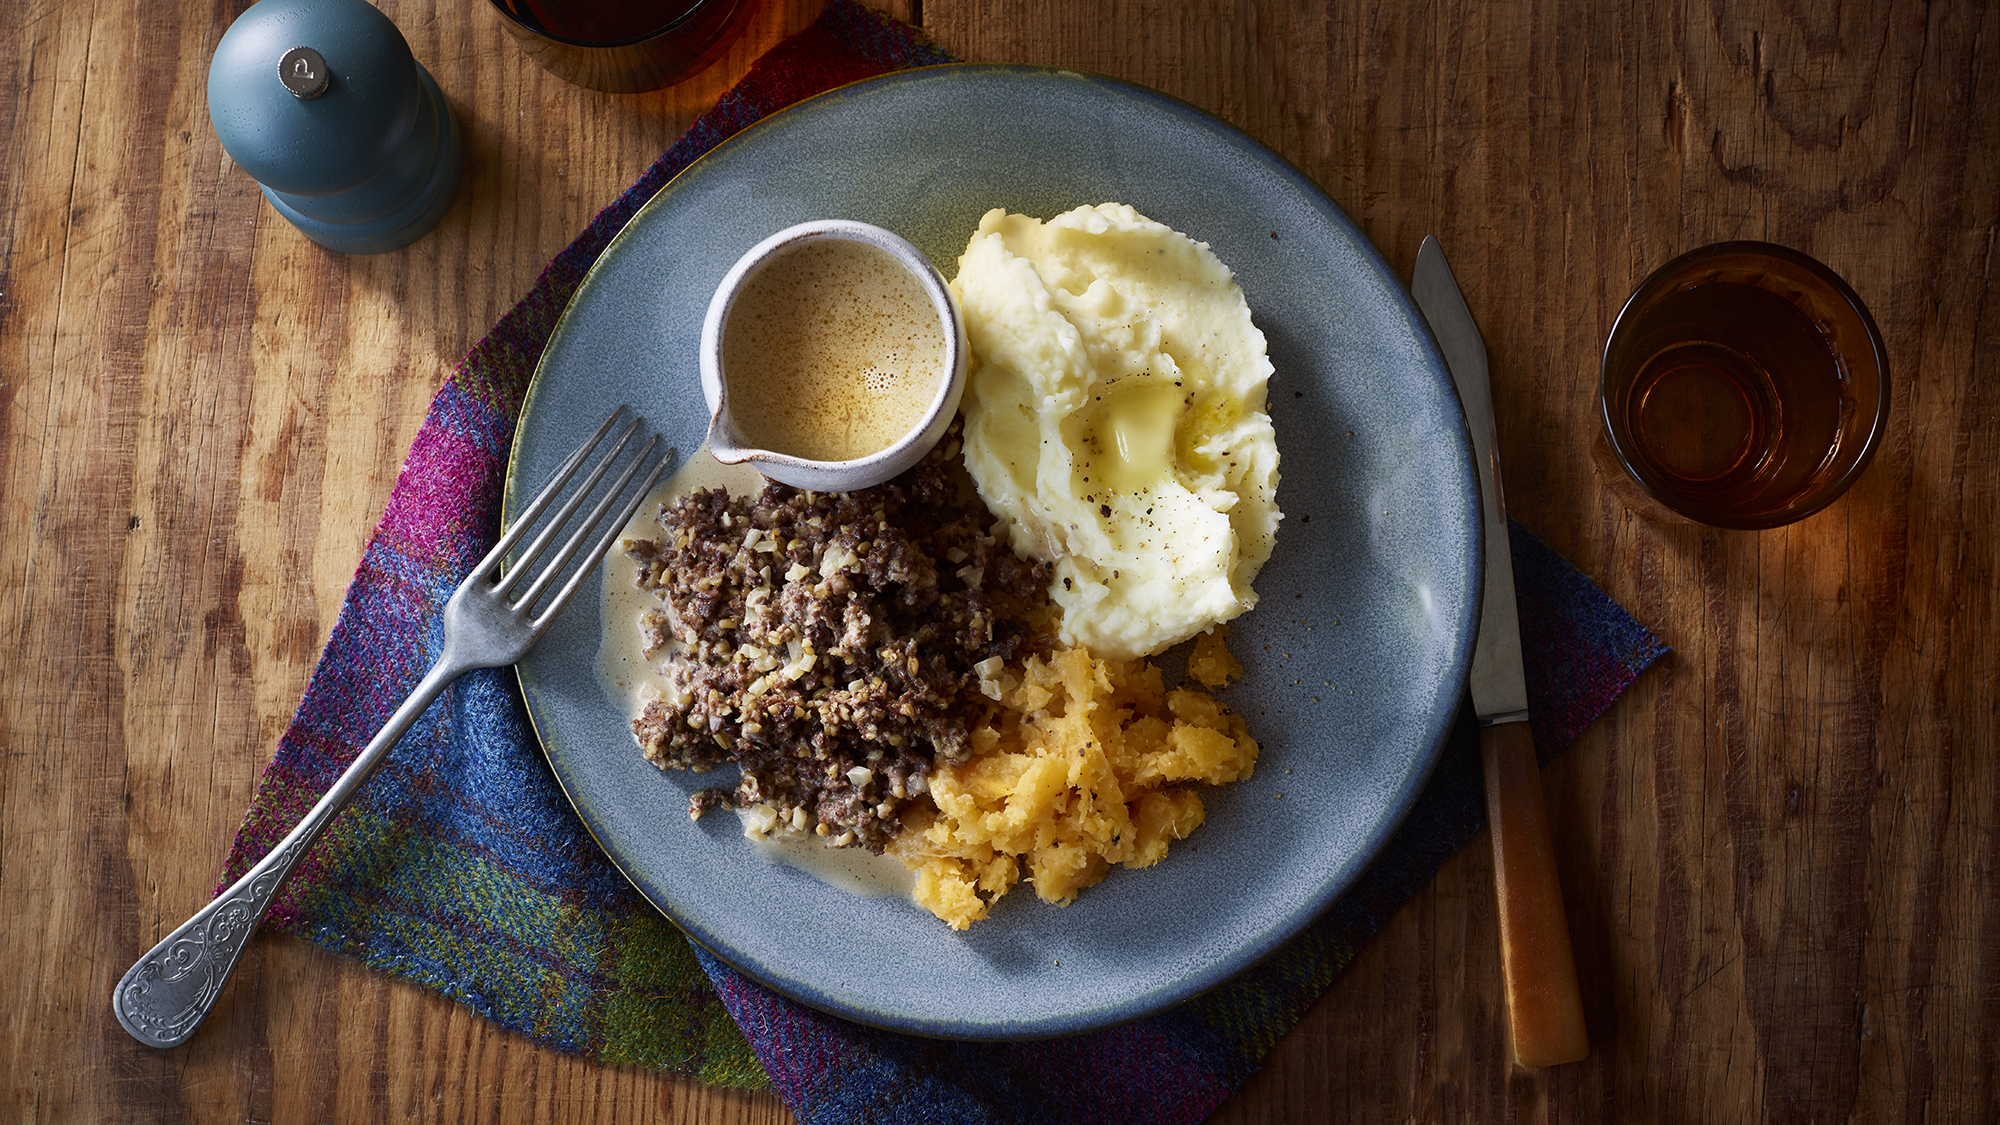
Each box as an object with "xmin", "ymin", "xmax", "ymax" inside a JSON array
[{"xmin": 706, "ymin": 409, "xmax": 755, "ymax": 466}]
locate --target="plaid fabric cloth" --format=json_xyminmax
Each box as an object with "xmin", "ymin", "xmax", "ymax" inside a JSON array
[{"xmin": 222, "ymin": 4, "xmax": 1669, "ymax": 1120}]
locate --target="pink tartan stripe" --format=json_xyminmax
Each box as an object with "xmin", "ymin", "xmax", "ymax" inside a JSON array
[{"xmin": 377, "ymin": 418, "xmax": 504, "ymax": 565}]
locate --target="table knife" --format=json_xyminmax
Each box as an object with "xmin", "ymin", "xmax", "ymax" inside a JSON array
[{"xmin": 1412, "ymin": 235, "xmax": 1589, "ymax": 1068}]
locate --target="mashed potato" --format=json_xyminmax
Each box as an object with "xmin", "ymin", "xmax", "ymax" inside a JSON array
[
  {"xmin": 950, "ymin": 204, "xmax": 1281, "ymax": 659},
  {"xmin": 888, "ymin": 643, "xmax": 1259, "ymax": 929}
]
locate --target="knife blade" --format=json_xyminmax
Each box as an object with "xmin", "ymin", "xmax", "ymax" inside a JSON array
[{"xmin": 1412, "ymin": 236, "xmax": 1588, "ymax": 1068}]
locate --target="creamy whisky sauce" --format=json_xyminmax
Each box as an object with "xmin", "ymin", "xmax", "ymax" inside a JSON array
[
  {"xmin": 594, "ymin": 447, "xmax": 915, "ymax": 899},
  {"xmin": 722, "ymin": 238, "xmax": 946, "ymax": 463}
]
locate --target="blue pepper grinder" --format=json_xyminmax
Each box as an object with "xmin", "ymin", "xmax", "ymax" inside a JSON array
[{"xmin": 208, "ymin": 0, "xmax": 462, "ymax": 254}]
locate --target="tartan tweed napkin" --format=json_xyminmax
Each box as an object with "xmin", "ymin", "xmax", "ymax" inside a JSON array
[{"xmin": 222, "ymin": 3, "xmax": 1669, "ymax": 1120}]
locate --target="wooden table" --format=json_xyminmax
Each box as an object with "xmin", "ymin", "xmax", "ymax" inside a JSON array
[{"xmin": 5, "ymin": 0, "xmax": 1995, "ymax": 1120}]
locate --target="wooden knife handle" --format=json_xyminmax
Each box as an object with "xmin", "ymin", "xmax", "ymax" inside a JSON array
[{"xmin": 1480, "ymin": 720, "xmax": 1589, "ymax": 1067}]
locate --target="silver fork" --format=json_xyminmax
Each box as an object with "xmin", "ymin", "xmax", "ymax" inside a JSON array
[{"xmin": 112, "ymin": 406, "xmax": 672, "ymax": 1049}]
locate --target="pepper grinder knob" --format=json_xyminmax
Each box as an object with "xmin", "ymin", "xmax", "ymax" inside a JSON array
[{"xmin": 207, "ymin": 0, "xmax": 462, "ymax": 254}]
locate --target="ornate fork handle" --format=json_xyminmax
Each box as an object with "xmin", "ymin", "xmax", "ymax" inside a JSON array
[
  {"xmin": 112, "ymin": 407, "xmax": 669, "ymax": 1049},
  {"xmin": 113, "ymin": 658, "xmax": 464, "ymax": 1048}
]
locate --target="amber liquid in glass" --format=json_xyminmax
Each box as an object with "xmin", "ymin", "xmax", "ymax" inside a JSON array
[{"xmin": 1617, "ymin": 281, "xmax": 1847, "ymax": 520}]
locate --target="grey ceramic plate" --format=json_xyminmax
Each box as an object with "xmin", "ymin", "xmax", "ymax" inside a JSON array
[{"xmin": 507, "ymin": 64, "xmax": 1479, "ymax": 1040}]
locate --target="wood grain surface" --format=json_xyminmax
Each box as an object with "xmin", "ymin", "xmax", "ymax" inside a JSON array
[{"xmin": 4, "ymin": 0, "xmax": 1995, "ymax": 1121}]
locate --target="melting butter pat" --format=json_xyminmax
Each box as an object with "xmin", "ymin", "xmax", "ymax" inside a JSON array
[{"xmin": 950, "ymin": 204, "xmax": 1281, "ymax": 658}]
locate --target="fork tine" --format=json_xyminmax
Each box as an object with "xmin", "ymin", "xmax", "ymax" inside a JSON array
[
  {"xmin": 475, "ymin": 406, "xmax": 627, "ymax": 583},
  {"xmin": 514, "ymin": 431, "xmax": 666, "ymax": 613},
  {"xmin": 492, "ymin": 412, "xmax": 642, "ymax": 592},
  {"xmin": 527, "ymin": 441, "xmax": 673, "ymax": 628}
]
